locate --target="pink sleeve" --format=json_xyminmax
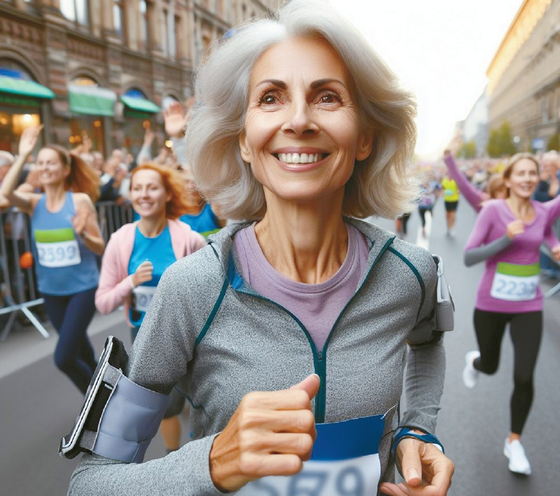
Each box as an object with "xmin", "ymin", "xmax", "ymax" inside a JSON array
[
  {"xmin": 95, "ymin": 233, "xmax": 134, "ymax": 315},
  {"xmin": 543, "ymin": 225, "xmax": 560, "ymax": 249},
  {"xmin": 544, "ymin": 193, "xmax": 560, "ymax": 224},
  {"xmin": 444, "ymin": 155, "xmax": 486, "ymax": 212},
  {"xmin": 465, "ymin": 202, "xmax": 495, "ymax": 252},
  {"xmin": 190, "ymin": 231, "xmax": 207, "ymax": 253}
]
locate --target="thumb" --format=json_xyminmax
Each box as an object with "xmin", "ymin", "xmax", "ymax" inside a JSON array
[
  {"xmin": 290, "ymin": 374, "xmax": 320, "ymax": 400},
  {"xmin": 400, "ymin": 440, "xmax": 423, "ymax": 487}
]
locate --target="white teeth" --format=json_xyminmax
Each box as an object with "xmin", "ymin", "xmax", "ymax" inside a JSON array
[{"xmin": 278, "ymin": 152, "xmax": 320, "ymax": 164}]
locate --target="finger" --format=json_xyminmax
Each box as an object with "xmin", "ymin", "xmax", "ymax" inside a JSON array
[
  {"xmin": 398, "ymin": 439, "xmax": 423, "ymax": 487},
  {"xmin": 246, "ymin": 432, "xmax": 314, "ymax": 459},
  {"xmin": 290, "ymin": 374, "xmax": 320, "ymax": 400},
  {"xmin": 239, "ymin": 408, "xmax": 315, "ymax": 435},
  {"xmin": 422, "ymin": 455, "xmax": 454, "ymax": 493},
  {"xmin": 379, "ymin": 482, "xmax": 410, "ymax": 496},
  {"xmin": 243, "ymin": 389, "xmax": 315, "ymax": 412},
  {"xmin": 240, "ymin": 453, "xmax": 303, "ymax": 479}
]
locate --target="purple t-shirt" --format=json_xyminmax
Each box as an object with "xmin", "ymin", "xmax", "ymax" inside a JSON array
[
  {"xmin": 465, "ymin": 197, "xmax": 560, "ymax": 313},
  {"xmin": 233, "ymin": 222, "xmax": 370, "ymax": 350}
]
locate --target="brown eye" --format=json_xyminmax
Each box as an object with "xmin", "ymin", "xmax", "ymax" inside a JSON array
[{"xmin": 261, "ymin": 93, "xmax": 277, "ymax": 105}]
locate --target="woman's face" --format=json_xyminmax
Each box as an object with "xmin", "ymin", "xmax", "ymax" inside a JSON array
[
  {"xmin": 240, "ymin": 36, "xmax": 372, "ymax": 207},
  {"xmin": 36, "ymin": 148, "xmax": 70, "ymax": 186},
  {"xmin": 505, "ymin": 158, "xmax": 539, "ymax": 199},
  {"xmin": 130, "ymin": 169, "xmax": 171, "ymax": 219}
]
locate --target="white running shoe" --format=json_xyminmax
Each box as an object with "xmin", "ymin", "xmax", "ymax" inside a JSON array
[
  {"xmin": 504, "ymin": 438, "xmax": 532, "ymax": 475},
  {"xmin": 462, "ymin": 351, "xmax": 480, "ymax": 389}
]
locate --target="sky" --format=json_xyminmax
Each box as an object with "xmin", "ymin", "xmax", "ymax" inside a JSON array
[{"xmin": 330, "ymin": 0, "xmax": 525, "ymax": 159}]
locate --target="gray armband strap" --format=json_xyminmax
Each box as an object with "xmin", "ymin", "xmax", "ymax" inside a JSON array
[
  {"xmin": 59, "ymin": 336, "xmax": 170, "ymax": 463},
  {"xmin": 407, "ymin": 255, "xmax": 454, "ymax": 344},
  {"xmin": 464, "ymin": 235, "xmax": 512, "ymax": 267}
]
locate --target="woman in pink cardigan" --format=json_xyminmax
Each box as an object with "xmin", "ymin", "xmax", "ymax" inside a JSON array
[{"xmin": 96, "ymin": 163, "xmax": 206, "ymax": 453}]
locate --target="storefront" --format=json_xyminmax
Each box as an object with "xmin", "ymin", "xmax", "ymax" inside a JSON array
[
  {"xmin": 121, "ymin": 89, "xmax": 161, "ymax": 159},
  {"xmin": 0, "ymin": 65, "xmax": 54, "ymax": 154},
  {"xmin": 68, "ymin": 77, "xmax": 117, "ymax": 156}
]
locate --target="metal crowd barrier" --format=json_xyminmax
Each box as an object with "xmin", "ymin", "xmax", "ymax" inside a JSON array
[
  {"xmin": 96, "ymin": 201, "xmax": 134, "ymax": 244},
  {"xmin": 0, "ymin": 208, "xmax": 48, "ymax": 340},
  {"xmin": 0, "ymin": 201, "xmax": 134, "ymax": 342}
]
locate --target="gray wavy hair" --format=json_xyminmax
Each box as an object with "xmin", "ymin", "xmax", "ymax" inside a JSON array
[{"xmin": 187, "ymin": 0, "xmax": 418, "ymax": 220}]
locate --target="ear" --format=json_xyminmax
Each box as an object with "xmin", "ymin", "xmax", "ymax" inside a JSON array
[
  {"xmin": 239, "ymin": 131, "xmax": 251, "ymax": 163},
  {"xmin": 356, "ymin": 131, "xmax": 373, "ymax": 161}
]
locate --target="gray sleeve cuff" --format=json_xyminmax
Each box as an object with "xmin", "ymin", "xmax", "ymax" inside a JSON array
[
  {"xmin": 69, "ymin": 434, "xmax": 228, "ymax": 495},
  {"xmin": 464, "ymin": 235, "xmax": 512, "ymax": 267}
]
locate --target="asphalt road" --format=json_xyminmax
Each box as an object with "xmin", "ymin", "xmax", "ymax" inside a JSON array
[{"xmin": 0, "ymin": 200, "xmax": 558, "ymax": 496}]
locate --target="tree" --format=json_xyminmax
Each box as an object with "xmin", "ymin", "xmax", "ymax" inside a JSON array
[
  {"xmin": 460, "ymin": 140, "xmax": 477, "ymax": 159},
  {"xmin": 486, "ymin": 121, "xmax": 517, "ymax": 157},
  {"xmin": 548, "ymin": 133, "xmax": 560, "ymax": 151}
]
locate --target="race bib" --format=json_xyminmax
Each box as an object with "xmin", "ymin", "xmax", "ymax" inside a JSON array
[
  {"xmin": 132, "ymin": 286, "xmax": 157, "ymax": 313},
  {"xmin": 491, "ymin": 262, "xmax": 539, "ymax": 301},
  {"xmin": 35, "ymin": 228, "xmax": 81, "ymax": 268},
  {"xmin": 238, "ymin": 414, "xmax": 385, "ymax": 496},
  {"xmin": 444, "ymin": 189, "xmax": 454, "ymax": 197}
]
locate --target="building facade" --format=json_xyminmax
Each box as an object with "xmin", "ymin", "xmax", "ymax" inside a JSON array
[
  {"xmin": 458, "ymin": 88, "xmax": 489, "ymax": 157},
  {"xmin": 0, "ymin": 0, "xmax": 283, "ymax": 156},
  {"xmin": 487, "ymin": 0, "xmax": 560, "ymax": 152}
]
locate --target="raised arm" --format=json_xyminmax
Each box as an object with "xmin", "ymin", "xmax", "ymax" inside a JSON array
[
  {"xmin": 443, "ymin": 152, "xmax": 486, "ymax": 212},
  {"xmin": 0, "ymin": 126, "xmax": 42, "ymax": 214}
]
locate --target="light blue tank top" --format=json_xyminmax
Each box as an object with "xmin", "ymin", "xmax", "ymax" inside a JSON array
[
  {"xmin": 32, "ymin": 192, "xmax": 99, "ymax": 295},
  {"xmin": 179, "ymin": 203, "xmax": 221, "ymax": 238},
  {"xmin": 128, "ymin": 225, "xmax": 176, "ymax": 328}
]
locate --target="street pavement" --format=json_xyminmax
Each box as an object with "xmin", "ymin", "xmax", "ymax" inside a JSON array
[{"xmin": 1, "ymin": 200, "xmax": 559, "ymax": 496}]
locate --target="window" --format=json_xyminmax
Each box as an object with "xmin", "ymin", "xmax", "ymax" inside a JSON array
[
  {"xmin": 113, "ymin": 0, "xmax": 124, "ymax": 38},
  {"xmin": 174, "ymin": 15, "xmax": 182, "ymax": 60},
  {"xmin": 139, "ymin": 0, "xmax": 151, "ymax": 52},
  {"xmin": 60, "ymin": 0, "xmax": 89, "ymax": 27}
]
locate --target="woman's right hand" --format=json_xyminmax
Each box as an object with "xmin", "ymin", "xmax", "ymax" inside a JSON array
[
  {"xmin": 132, "ymin": 261, "xmax": 153, "ymax": 287},
  {"xmin": 506, "ymin": 219, "xmax": 525, "ymax": 239},
  {"xmin": 209, "ymin": 374, "xmax": 320, "ymax": 492},
  {"xmin": 18, "ymin": 126, "xmax": 42, "ymax": 158}
]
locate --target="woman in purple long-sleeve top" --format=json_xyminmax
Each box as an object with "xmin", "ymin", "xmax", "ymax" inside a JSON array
[{"xmin": 462, "ymin": 153, "xmax": 560, "ymax": 476}]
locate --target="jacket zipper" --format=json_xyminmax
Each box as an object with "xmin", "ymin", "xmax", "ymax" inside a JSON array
[{"xmin": 222, "ymin": 235, "xmax": 395, "ymax": 424}]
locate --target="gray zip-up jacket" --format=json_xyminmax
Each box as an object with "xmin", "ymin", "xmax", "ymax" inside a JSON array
[{"xmin": 69, "ymin": 218, "xmax": 445, "ymax": 496}]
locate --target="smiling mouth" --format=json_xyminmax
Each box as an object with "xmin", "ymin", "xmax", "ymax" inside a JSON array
[{"xmin": 274, "ymin": 152, "xmax": 328, "ymax": 164}]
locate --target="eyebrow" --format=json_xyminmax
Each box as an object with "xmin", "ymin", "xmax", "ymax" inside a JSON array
[{"xmin": 254, "ymin": 78, "xmax": 346, "ymax": 90}]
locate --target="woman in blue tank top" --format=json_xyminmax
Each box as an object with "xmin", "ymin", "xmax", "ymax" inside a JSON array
[
  {"xmin": 1, "ymin": 126, "xmax": 105, "ymax": 394},
  {"xmin": 178, "ymin": 167, "xmax": 223, "ymax": 238},
  {"xmin": 95, "ymin": 163, "xmax": 206, "ymax": 454}
]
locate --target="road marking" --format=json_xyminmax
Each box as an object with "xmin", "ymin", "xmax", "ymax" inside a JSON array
[{"xmin": 416, "ymin": 211, "xmax": 431, "ymax": 250}]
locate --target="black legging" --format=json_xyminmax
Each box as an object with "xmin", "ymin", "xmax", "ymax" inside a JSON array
[
  {"xmin": 418, "ymin": 207, "xmax": 433, "ymax": 227},
  {"xmin": 42, "ymin": 287, "xmax": 97, "ymax": 394},
  {"xmin": 473, "ymin": 309, "xmax": 542, "ymax": 435}
]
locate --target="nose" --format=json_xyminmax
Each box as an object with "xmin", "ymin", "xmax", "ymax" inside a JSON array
[{"xmin": 281, "ymin": 98, "xmax": 319, "ymax": 136}]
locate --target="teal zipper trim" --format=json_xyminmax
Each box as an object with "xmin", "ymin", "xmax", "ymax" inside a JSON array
[
  {"xmin": 387, "ymin": 247, "xmax": 425, "ymax": 320},
  {"xmin": 194, "ymin": 277, "xmax": 229, "ymax": 348},
  {"xmin": 315, "ymin": 236, "xmax": 395, "ymax": 423},
  {"xmin": 236, "ymin": 289, "xmax": 323, "ymax": 420}
]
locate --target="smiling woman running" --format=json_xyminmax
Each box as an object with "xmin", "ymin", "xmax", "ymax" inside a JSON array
[
  {"xmin": 67, "ymin": 1, "xmax": 453, "ymax": 495},
  {"xmin": 95, "ymin": 163, "xmax": 206, "ymax": 453},
  {"xmin": 1, "ymin": 126, "xmax": 104, "ymax": 394},
  {"xmin": 463, "ymin": 153, "xmax": 560, "ymax": 475}
]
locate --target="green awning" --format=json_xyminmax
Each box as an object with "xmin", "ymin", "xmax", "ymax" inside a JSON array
[
  {"xmin": 121, "ymin": 95, "xmax": 161, "ymax": 113},
  {"xmin": 0, "ymin": 76, "xmax": 55, "ymax": 99},
  {"xmin": 68, "ymin": 84, "xmax": 116, "ymax": 117}
]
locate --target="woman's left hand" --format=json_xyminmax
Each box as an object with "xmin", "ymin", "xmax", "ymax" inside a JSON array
[
  {"xmin": 551, "ymin": 245, "xmax": 560, "ymax": 262},
  {"xmin": 380, "ymin": 438, "xmax": 454, "ymax": 496}
]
